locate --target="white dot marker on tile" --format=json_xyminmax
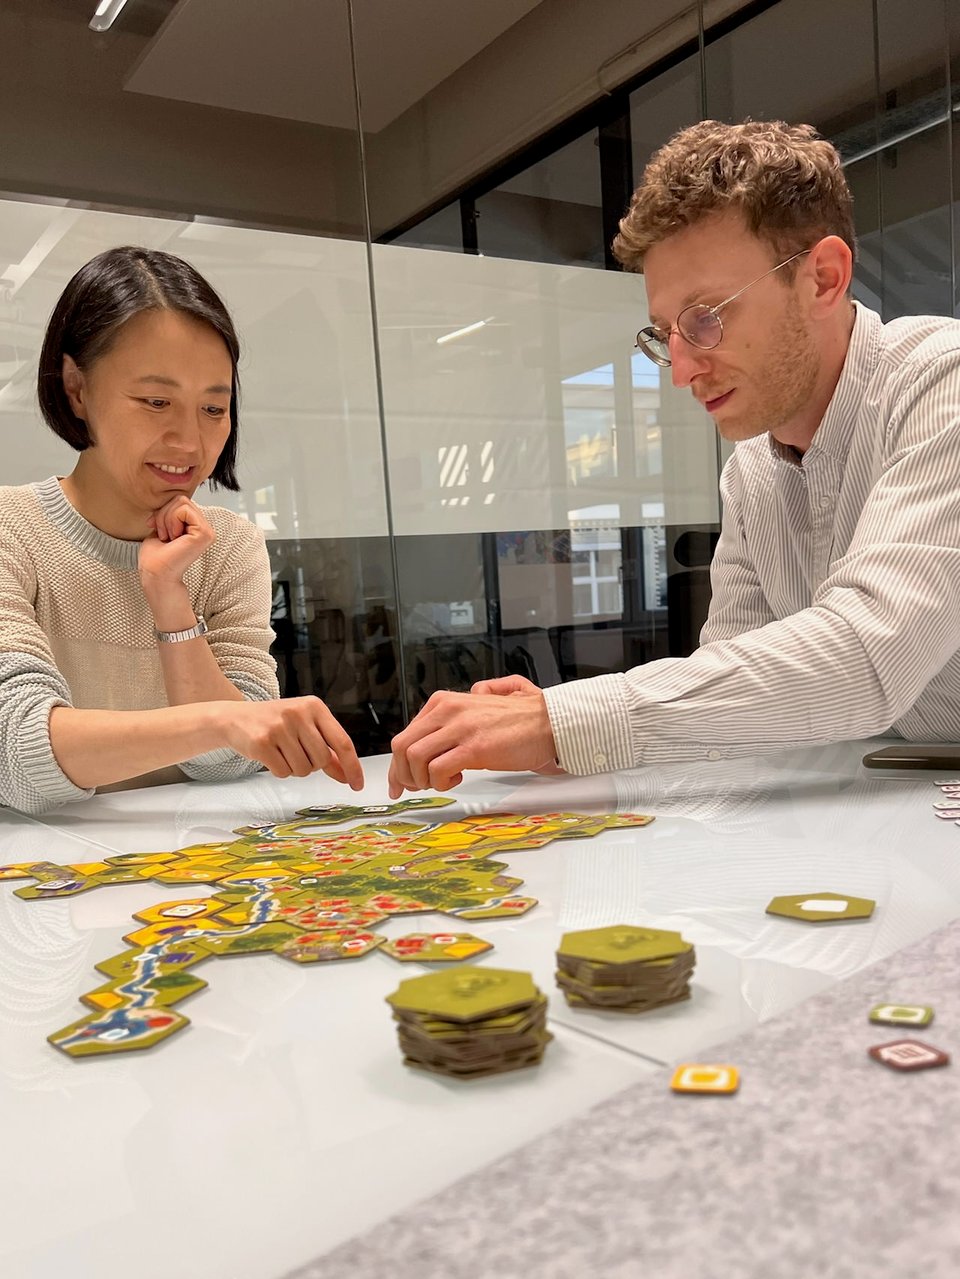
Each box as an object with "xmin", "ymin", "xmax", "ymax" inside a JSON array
[{"xmin": 799, "ymin": 898, "xmax": 849, "ymax": 912}]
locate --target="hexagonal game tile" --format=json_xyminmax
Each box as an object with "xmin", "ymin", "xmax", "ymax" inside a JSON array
[
  {"xmin": 387, "ymin": 968, "xmax": 538, "ymax": 1021},
  {"xmin": 197, "ymin": 922, "xmax": 306, "ymax": 956},
  {"xmin": 49, "ymin": 1007, "xmax": 190, "ymax": 1058},
  {"xmin": 765, "ymin": 892, "xmax": 875, "ymax": 923},
  {"xmin": 447, "ymin": 895, "xmax": 538, "ymax": 921},
  {"xmin": 381, "ymin": 932, "xmax": 494, "ymax": 962},
  {"xmin": 558, "ymin": 924, "xmax": 691, "ymax": 966},
  {"xmin": 276, "ymin": 928, "xmax": 386, "ymax": 963}
]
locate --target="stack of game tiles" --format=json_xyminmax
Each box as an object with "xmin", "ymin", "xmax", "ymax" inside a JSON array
[
  {"xmin": 931, "ymin": 779, "xmax": 960, "ymax": 826},
  {"xmin": 386, "ymin": 967, "xmax": 552, "ymax": 1078},
  {"xmin": 556, "ymin": 924, "xmax": 695, "ymax": 1013}
]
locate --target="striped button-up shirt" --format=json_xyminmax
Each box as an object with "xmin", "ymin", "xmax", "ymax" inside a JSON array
[{"xmin": 543, "ymin": 302, "xmax": 960, "ymax": 772}]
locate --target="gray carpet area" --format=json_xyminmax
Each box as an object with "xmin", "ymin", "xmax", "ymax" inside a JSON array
[{"xmin": 285, "ymin": 916, "xmax": 960, "ymax": 1279}]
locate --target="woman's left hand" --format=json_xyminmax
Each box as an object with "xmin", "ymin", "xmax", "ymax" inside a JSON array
[{"xmin": 139, "ymin": 494, "xmax": 216, "ymax": 588}]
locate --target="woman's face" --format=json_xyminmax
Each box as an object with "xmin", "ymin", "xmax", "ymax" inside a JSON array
[{"xmin": 63, "ymin": 307, "xmax": 233, "ymax": 523}]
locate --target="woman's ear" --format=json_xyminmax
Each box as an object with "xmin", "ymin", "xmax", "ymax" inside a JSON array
[{"xmin": 61, "ymin": 355, "xmax": 85, "ymax": 419}]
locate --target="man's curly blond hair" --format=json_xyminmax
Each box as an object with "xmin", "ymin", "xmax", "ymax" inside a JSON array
[{"xmin": 613, "ymin": 119, "xmax": 856, "ymax": 272}]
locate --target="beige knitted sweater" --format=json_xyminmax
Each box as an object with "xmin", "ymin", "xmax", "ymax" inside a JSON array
[{"xmin": 0, "ymin": 477, "xmax": 279, "ymax": 814}]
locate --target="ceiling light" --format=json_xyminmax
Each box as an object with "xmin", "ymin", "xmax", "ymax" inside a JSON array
[
  {"xmin": 436, "ymin": 317, "xmax": 495, "ymax": 346},
  {"xmin": 90, "ymin": 0, "xmax": 131, "ymax": 32}
]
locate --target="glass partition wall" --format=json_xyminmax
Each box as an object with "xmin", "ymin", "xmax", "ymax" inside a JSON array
[
  {"xmin": 0, "ymin": 0, "xmax": 400, "ymax": 755},
  {"xmin": 2, "ymin": 0, "xmax": 958, "ymax": 750}
]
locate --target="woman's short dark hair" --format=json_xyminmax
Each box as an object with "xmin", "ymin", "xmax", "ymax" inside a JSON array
[{"xmin": 38, "ymin": 246, "xmax": 241, "ymax": 491}]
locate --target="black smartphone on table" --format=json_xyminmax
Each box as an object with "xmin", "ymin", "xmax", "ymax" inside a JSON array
[{"xmin": 862, "ymin": 744, "xmax": 960, "ymax": 770}]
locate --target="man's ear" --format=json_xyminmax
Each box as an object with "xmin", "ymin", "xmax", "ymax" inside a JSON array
[
  {"xmin": 61, "ymin": 355, "xmax": 86, "ymax": 419},
  {"xmin": 806, "ymin": 235, "xmax": 852, "ymax": 317}
]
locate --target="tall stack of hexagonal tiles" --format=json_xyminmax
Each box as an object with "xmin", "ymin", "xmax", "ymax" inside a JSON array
[
  {"xmin": 556, "ymin": 925, "xmax": 696, "ymax": 1013},
  {"xmin": 387, "ymin": 968, "xmax": 551, "ymax": 1078}
]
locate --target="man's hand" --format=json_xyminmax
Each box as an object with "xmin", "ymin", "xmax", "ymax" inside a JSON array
[
  {"xmin": 470, "ymin": 674, "xmax": 566, "ymax": 776},
  {"xmin": 139, "ymin": 495, "xmax": 216, "ymax": 589},
  {"xmin": 387, "ymin": 678, "xmax": 557, "ymax": 798},
  {"xmin": 219, "ymin": 696, "xmax": 364, "ymax": 788}
]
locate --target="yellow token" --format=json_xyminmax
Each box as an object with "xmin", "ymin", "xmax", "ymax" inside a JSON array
[{"xmin": 670, "ymin": 1063, "xmax": 740, "ymax": 1094}]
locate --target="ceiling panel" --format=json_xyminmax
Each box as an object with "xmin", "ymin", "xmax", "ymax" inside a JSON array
[{"xmin": 125, "ymin": 0, "xmax": 545, "ymax": 132}]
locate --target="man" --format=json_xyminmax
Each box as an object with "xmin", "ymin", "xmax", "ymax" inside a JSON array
[{"xmin": 388, "ymin": 119, "xmax": 960, "ymax": 798}]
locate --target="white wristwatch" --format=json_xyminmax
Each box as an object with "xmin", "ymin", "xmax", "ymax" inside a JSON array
[{"xmin": 155, "ymin": 614, "xmax": 209, "ymax": 644}]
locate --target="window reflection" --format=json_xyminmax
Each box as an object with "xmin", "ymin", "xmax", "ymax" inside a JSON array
[{"xmin": 563, "ymin": 364, "xmax": 618, "ymax": 484}]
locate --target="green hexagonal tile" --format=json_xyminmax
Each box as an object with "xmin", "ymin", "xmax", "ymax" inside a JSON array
[
  {"xmin": 387, "ymin": 967, "xmax": 538, "ymax": 1022},
  {"xmin": 765, "ymin": 892, "xmax": 875, "ymax": 923},
  {"xmin": 558, "ymin": 924, "xmax": 691, "ymax": 965}
]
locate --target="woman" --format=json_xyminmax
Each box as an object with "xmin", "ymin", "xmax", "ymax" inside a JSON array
[{"xmin": 0, "ymin": 245, "xmax": 362, "ymax": 815}]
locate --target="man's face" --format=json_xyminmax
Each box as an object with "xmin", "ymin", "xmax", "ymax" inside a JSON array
[{"xmin": 643, "ymin": 212, "xmax": 819, "ymax": 443}]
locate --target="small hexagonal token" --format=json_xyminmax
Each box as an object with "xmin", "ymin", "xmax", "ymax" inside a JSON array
[
  {"xmin": 765, "ymin": 892, "xmax": 875, "ymax": 923},
  {"xmin": 14, "ymin": 877, "xmax": 90, "ymax": 900},
  {"xmin": 869, "ymin": 1003, "xmax": 934, "ymax": 1027},
  {"xmin": 132, "ymin": 899, "xmax": 223, "ymax": 926},
  {"xmin": 387, "ymin": 968, "xmax": 538, "ymax": 1022},
  {"xmin": 868, "ymin": 1040, "xmax": 950, "ymax": 1072},
  {"xmin": 381, "ymin": 933, "xmax": 494, "ymax": 963},
  {"xmin": 670, "ymin": 1064, "xmax": 740, "ymax": 1094},
  {"xmin": 558, "ymin": 925, "xmax": 691, "ymax": 965}
]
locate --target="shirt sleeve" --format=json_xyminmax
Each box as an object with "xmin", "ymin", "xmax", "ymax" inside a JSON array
[
  {"xmin": 0, "ymin": 536, "xmax": 93, "ymax": 814},
  {"xmin": 180, "ymin": 516, "xmax": 279, "ymax": 782},
  {"xmin": 544, "ymin": 350, "xmax": 960, "ymax": 773}
]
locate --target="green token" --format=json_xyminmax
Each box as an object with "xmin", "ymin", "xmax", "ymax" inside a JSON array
[
  {"xmin": 557, "ymin": 924, "xmax": 692, "ymax": 966},
  {"xmin": 386, "ymin": 967, "xmax": 539, "ymax": 1022}
]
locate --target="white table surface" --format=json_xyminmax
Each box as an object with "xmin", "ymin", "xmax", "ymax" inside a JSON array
[{"xmin": 2, "ymin": 740, "xmax": 957, "ymax": 1277}]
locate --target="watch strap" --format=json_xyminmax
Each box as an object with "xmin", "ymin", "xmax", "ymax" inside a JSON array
[{"xmin": 155, "ymin": 614, "xmax": 209, "ymax": 644}]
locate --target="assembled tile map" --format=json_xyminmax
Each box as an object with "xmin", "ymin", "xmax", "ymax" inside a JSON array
[{"xmin": 0, "ymin": 796, "xmax": 655, "ymax": 1059}]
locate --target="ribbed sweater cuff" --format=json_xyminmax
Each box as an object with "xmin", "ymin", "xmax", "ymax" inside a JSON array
[{"xmin": 18, "ymin": 698, "xmax": 94, "ymax": 812}]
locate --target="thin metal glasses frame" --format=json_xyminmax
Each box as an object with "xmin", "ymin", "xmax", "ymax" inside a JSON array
[{"xmin": 635, "ymin": 248, "xmax": 812, "ymax": 367}]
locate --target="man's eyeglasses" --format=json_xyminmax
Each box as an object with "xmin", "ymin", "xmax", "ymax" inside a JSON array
[{"xmin": 635, "ymin": 249, "xmax": 812, "ymax": 368}]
